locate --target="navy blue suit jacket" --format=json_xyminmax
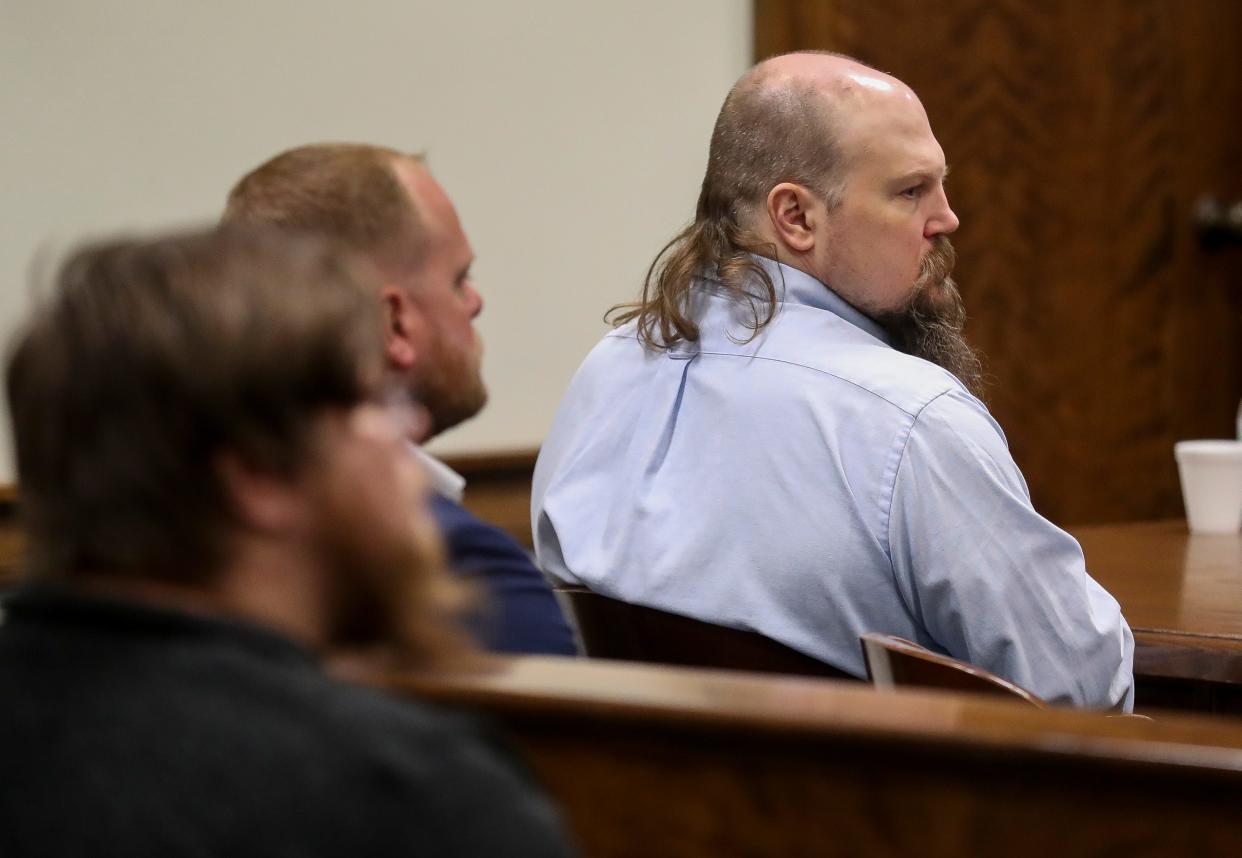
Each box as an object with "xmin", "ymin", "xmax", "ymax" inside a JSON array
[{"xmin": 430, "ymin": 493, "xmax": 577, "ymax": 655}]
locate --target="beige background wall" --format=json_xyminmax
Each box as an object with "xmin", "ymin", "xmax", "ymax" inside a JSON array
[{"xmin": 0, "ymin": 0, "xmax": 751, "ymax": 480}]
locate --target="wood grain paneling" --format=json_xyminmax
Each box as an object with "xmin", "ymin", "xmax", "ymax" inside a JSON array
[{"xmin": 756, "ymin": 0, "xmax": 1242, "ymax": 524}]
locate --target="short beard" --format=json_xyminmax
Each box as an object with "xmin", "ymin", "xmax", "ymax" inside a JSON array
[
  {"xmin": 322, "ymin": 484, "xmax": 476, "ymax": 670},
  {"xmin": 420, "ymin": 378, "xmax": 488, "ymax": 437},
  {"xmin": 417, "ymin": 333, "xmax": 487, "ymax": 438},
  {"xmin": 878, "ymin": 237, "xmax": 986, "ymax": 401}
]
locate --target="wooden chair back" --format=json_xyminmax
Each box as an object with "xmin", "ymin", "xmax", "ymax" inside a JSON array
[
  {"xmin": 557, "ymin": 585, "xmax": 851, "ymax": 679},
  {"xmin": 861, "ymin": 632, "xmax": 1046, "ymax": 707}
]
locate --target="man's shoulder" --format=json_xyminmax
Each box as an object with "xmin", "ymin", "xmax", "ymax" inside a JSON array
[
  {"xmin": 427, "ymin": 493, "xmax": 577, "ymax": 656},
  {"xmin": 429, "ymin": 493, "xmax": 529, "ymax": 559},
  {"xmin": 737, "ymin": 315, "xmax": 969, "ymax": 420},
  {"xmin": 0, "ymin": 627, "xmax": 570, "ymax": 856},
  {"xmin": 314, "ymin": 675, "xmax": 512, "ymax": 773},
  {"xmin": 430, "ymin": 492, "xmax": 486, "ymax": 534},
  {"xmin": 169, "ymin": 651, "xmax": 563, "ymax": 851},
  {"xmin": 315, "ymin": 682, "xmax": 573, "ymax": 854},
  {"xmin": 601, "ymin": 306, "xmax": 967, "ymax": 419},
  {"xmin": 779, "ymin": 338, "xmax": 965, "ymax": 417}
]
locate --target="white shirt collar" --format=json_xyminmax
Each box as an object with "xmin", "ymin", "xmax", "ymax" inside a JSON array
[{"xmin": 409, "ymin": 444, "xmax": 467, "ymax": 503}]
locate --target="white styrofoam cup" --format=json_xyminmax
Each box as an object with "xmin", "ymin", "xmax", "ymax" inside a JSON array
[{"xmin": 1174, "ymin": 440, "xmax": 1242, "ymax": 534}]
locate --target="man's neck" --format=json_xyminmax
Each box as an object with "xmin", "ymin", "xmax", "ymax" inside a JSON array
[{"xmin": 751, "ymin": 248, "xmax": 818, "ymax": 284}]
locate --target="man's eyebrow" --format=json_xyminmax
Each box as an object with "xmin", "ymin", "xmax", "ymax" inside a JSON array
[{"xmin": 895, "ymin": 165, "xmax": 950, "ymax": 184}]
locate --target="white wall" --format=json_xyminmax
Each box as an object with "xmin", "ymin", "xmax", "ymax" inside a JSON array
[{"xmin": 0, "ymin": 0, "xmax": 751, "ymax": 478}]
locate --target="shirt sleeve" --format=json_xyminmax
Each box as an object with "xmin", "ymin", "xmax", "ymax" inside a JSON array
[{"xmin": 887, "ymin": 388, "xmax": 1135, "ymax": 710}]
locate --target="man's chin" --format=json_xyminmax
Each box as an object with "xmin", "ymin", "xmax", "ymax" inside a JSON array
[{"xmin": 427, "ymin": 383, "xmax": 488, "ymax": 437}]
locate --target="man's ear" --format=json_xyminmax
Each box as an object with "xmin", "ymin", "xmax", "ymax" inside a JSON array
[
  {"xmin": 216, "ymin": 452, "xmax": 306, "ymax": 535},
  {"xmin": 380, "ymin": 285, "xmax": 417, "ymax": 370},
  {"xmin": 765, "ymin": 183, "xmax": 820, "ymax": 253}
]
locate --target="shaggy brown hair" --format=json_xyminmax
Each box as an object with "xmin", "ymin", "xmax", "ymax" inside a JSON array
[{"xmin": 7, "ymin": 226, "xmax": 383, "ymax": 583}]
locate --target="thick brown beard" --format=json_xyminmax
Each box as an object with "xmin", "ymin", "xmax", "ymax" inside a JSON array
[
  {"xmin": 879, "ymin": 237, "xmax": 986, "ymax": 401},
  {"xmin": 322, "ymin": 488, "xmax": 479, "ymax": 672}
]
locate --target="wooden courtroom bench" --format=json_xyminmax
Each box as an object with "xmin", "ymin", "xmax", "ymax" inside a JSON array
[{"xmin": 396, "ymin": 657, "xmax": 1242, "ymax": 857}]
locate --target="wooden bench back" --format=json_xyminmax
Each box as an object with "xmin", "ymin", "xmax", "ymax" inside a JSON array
[
  {"xmin": 558, "ymin": 585, "xmax": 851, "ymax": 679},
  {"xmin": 396, "ymin": 657, "xmax": 1242, "ymax": 857}
]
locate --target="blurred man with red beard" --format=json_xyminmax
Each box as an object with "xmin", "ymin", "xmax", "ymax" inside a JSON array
[
  {"xmin": 0, "ymin": 227, "xmax": 573, "ymax": 856},
  {"xmin": 533, "ymin": 52, "xmax": 1133, "ymax": 710}
]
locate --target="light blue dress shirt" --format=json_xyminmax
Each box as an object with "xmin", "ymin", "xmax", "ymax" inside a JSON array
[{"xmin": 533, "ymin": 257, "xmax": 1134, "ymax": 709}]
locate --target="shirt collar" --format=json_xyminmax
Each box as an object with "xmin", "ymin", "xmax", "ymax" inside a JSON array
[
  {"xmin": 1, "ymin": 583, "xmax": 320, "ymax": 670},
  {"xmin": 409, "ymin": 444, "xmax": 467, "ymax": 502},
  {"xmin": 747, "ymin": 255, "xmax": 894, "ymax": 346}
]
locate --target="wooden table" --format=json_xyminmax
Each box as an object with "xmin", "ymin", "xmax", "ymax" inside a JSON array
[{"xmin": 1071, "ymin": 520, "xmax": 1242, "ymax": 711}]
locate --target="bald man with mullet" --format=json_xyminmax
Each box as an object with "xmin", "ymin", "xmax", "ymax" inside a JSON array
[
  {"xmin": 533, "ymin": 52, "xmax": 1134, "ymax": 709},
  {"xmin": 225, "ymin": 144, "xmax": 575, "ymax": 657}
]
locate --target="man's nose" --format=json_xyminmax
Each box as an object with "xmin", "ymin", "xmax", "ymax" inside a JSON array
[{"xmin": 928, "ymin": 189, "xmax": 960, "ymax": 237}]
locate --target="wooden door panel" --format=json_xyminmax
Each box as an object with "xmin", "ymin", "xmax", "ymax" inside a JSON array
[{"xmin": 756, "ymin": 0, "xmax": 1242, "ymax": 524}]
